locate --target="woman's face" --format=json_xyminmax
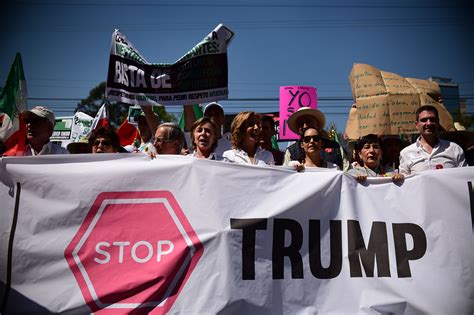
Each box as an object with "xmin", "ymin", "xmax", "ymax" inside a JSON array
[
  {"xmin": 243, "ymin": 116, "xmax": 261, "ymax": 145},
  {"xmin": 359, "ymin": 142, "xmax": 382, "ymax": 169},
  {"xmin": 301, "ymin": 128, "xmax": 322, "ymax": 154},
  {"xmin": 92, "ymin": 136, "xmax": 116, "ymax": 153},
  {"xmin": 194, "ymin": 122, "xmax": 217, "ymax": 154}
]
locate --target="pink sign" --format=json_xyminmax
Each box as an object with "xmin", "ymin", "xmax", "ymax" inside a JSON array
[
  {"xmin": 64, "ymin": 191, "xmax": 203, "ymax": 313},
  {"xmin": 278, "ymin": 86, "xmax": 318, "ymax": 140}
]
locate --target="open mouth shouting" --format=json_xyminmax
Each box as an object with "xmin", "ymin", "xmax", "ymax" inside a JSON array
[{"xmin": 198, "ymin": 136, "xmax": 210, "ymax": 148}]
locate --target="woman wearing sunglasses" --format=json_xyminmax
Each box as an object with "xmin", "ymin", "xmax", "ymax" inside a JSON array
[
  {"xmin": 289, "ymin": 127, "xmax": 339, "ymax": 171},
  {"xmin": 89, "ymin": 126, "xmax": 121, "ymax": 154}
]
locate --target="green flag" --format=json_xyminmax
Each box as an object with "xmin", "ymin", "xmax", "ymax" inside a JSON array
[
  {"xmin": 178, "ymin": 104, "xmax": 203, "ymax": 130},
  {"xmin": 0, "ymin": 53, "xmax": 27, "ymax": 119},
  {"xmin": 0, "ymin": 53, "xmax": 28, "ymax": 155}
]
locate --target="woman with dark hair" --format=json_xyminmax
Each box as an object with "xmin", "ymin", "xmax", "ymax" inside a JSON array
[
  {"xmin": 190, "ymin": 117, "xmax": 221, "ymax": 159},
  {"xmin": 223, "ymin": 111, "xmax": 274, "ymax": 165},
  {"xmin": 347, "ymin": 134, "xmax": 404, "ymax": 182},
  {"xmin": 89, "ymin": 126, "xmax": 121, "ymax": 154},
  {"xmin": 289, "ymin": 127, "xmax": 339, "ymax": 170}
]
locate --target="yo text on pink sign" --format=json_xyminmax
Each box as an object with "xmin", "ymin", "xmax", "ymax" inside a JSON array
[{"xmin": 278, "ymin": 86, "xmax": 317, "ymax": 140}]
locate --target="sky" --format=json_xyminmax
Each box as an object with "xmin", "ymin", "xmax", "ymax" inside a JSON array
[{"xmin": 1, "ymin": 0, "xmax": 473, "ymax": 133}]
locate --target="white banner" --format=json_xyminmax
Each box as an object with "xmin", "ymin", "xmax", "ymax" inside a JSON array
[
  {"xmin": 0, "ymin": 155, "xmax": 473, "ymax": 314},
  {"xmin": 51, "ymin": 112, "xmax": 94, "ymax": 148}
]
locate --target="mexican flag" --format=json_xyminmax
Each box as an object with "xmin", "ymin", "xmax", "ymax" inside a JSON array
[
  {"xmin": 89, "ymin": 103, "xmax": 110, "ymax": 133},
  {"xmin": 0, "ymin": 53, "xmax": 27, "ymax": 156},
  {"xmin": 117, "ymin": 118, "xmax": 139, "ymax": 147}
]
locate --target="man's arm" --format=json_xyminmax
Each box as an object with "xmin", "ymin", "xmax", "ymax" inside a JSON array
[
  {"xmin": 140, "ymin": 105, "xmax": 160, "ymax": 135},
  {"xmin": 183, "ymin": 104, "xmax": 198, "ymax": 132}
]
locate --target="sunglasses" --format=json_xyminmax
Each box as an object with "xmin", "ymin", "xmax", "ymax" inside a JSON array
[
  {"xmin": 92, "ymin": 139, "xmax": 111, "ymax": 147},
  {"xmin": 418, "ymin": 117, "xmax": 439, "ymax": 123},
  {"xmin": 303, "ymin": 135, "xmax": 321, "ymax": 143},
  {"xmin": 24, "ymin": 117, "xmax": 48, "ymax": 124}
]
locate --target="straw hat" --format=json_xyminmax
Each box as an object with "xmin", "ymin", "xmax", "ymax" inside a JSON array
[{"xmin": 287, "ymin": 107, "xmax": 326, "ymax": 133}]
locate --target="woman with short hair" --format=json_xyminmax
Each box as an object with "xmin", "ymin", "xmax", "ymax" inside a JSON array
[
  {"xmin": 190, "ymin": 117, "xmax": 221, "ymax": 160},
  {"xmin": 89, "ymin": 126, "xmax": 121, "ymax": 154}
]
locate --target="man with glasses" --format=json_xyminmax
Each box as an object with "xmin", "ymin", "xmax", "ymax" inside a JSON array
[
  {"xmin": 20, "ymin": 106, "xmax": 69, "ymax": 155},
  {"xmin": 399, "ymin": 105, "xmax": 467, "ymax": 175},
  {"xmin": 153, "ymin": 123, "xmax": 185, "ymax": 155}
]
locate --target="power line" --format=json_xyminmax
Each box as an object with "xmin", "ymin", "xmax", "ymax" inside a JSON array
[
  {"xmin": 11, "ymin": 1, "xmax": 471, "ymax": 9},
  {"xmin": 2, "ymin": 18, "xmax": 466, "ymax": 33},
  {"xmin": 27, "ymin": 96, "xmax": 474, "ymax": 102},
  {"xmin": 29, "ymin": 97, "xmax": 83, "ymax": 101}
]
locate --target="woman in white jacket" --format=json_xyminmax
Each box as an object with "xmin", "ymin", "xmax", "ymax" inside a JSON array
[{"xmin": 223, "ymin": 111, "xmax": 274, "ymax": 166}]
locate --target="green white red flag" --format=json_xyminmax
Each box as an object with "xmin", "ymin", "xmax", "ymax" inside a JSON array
[
  {"xmin": 89, "ymin": 103, "xmax": 109, "ymax": 134},
  {"xmin": 117, "ymin": 118, "xmax": 139, "ymax": 147},
  {"xmin": 0, "ymin": 53, "xmax": 27, "ymax": 156}
]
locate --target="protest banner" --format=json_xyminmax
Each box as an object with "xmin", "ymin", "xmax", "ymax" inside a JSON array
[
  {"xmin": 106, "ymin": 24, "xmax": 234, "ymax": 106},
  {"xmin": 70, "ymin": 112, "xmax": 94, "ymax": 142},
  {"xmin": 279, "ymin": 86, "xmax": 317, "ymax": 140},
  {"xmin": 50, "ymin": 112, "xmax": 94, "ymax": 148},
  {"xmin": 51, "ymin": 116, "xmax": 73, "ymax": 141},
  {"xmin": 0, "ymin": 156, "xmax": 472, "ymax": 314},
  {"xmin": 345, "ymin": 63, "xmax": 455, "ymax": 139}
]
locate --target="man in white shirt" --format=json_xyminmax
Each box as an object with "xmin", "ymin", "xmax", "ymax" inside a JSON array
[
  {"xmin": 399, "ymin": 105, "xmax": 467, "ymax": 175},
  {"xmin": 21, "ymin": 106, "xmax": 69, "ymax": 156}
]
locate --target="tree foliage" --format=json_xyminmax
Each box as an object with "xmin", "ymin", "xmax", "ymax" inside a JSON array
[{"xmin": 75, "ymin": 82, "xmax": 174, "ymax": 127}]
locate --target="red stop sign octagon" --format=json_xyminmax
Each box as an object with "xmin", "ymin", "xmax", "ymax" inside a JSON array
[{"xmin": 64, "ymin": 191, "xmax": 203, "ymax": 314}]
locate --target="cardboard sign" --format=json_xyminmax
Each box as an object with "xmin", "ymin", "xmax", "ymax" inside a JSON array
[
  {"xmin": 345, "ymin": 63, "xmax": 454, "ymax": 139},
  {"xmin": 278, "ymin": 86, "xmax": 317, "ymax": 140}
]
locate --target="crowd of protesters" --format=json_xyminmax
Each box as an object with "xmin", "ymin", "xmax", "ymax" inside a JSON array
[{"xmin": 0, "ymin": 103, "xmax": 470, "ymax": 180}]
